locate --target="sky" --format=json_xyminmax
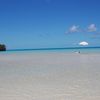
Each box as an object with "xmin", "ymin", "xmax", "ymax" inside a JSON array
[{"xmin": 0, "ymin": 0, "xmax": 100, "ymax": 49}]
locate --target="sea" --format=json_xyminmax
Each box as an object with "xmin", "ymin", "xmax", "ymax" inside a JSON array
[{"xmin": 0, "ymin": 47, "xmax": 100, "ymax": 54}]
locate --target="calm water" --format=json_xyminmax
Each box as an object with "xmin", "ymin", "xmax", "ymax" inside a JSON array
[{"xmin": 0, "ymin": 47, "xmax": 100, "ymax": 54}]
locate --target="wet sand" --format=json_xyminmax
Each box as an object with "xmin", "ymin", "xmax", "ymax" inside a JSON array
[{"xmin": 0, "ymin": 52, "xmax": 100, "ymax": 100}]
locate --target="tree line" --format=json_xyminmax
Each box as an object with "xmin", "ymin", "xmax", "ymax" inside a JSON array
[{"xmin": 0, "ymin": 44, "xmax": 6, "ymax": 51}]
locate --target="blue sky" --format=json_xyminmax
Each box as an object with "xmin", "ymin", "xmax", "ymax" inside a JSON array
[{"xmin": 0, "ymin": 0, "xmax": 100, "ymax": 49}]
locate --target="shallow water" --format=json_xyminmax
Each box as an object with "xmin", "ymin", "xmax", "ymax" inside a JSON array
[{"xmin": 1, "ymin": 47, "xmax": 100, "ymax": 54}]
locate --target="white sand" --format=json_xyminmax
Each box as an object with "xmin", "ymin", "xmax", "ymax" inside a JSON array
[{"xmin": 0, "ymin": 52, "xmax": 100, "ymax": 100}]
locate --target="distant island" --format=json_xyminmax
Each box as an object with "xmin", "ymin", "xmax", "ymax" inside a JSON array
[{"xmin": 0, "ymin": 44, "xmax": 6, "ymax": 51}]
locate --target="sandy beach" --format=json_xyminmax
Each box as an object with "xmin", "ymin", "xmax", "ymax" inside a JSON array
[{"xmin": 0, "ymin": 52, "xmax": 100, "ymax": 100}]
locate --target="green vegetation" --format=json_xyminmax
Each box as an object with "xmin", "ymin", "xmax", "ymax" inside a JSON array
[{"xmin": 0, "ymin": 44, "xmax": 6, "ymax": 51}]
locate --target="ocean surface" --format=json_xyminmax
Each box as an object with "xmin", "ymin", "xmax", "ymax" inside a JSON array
[{"xmin": 1, "ymin": 47, "xmax": 100, "ymax": 54}]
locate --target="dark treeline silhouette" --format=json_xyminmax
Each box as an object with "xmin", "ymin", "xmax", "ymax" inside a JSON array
[{"xmin": 0, "ymin": 44, "xmax": 6, "ymax": 51}]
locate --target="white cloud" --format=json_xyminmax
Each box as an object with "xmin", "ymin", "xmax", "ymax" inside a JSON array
[
  {"xmin": 79, "ymin": 41, "xmax": 89, "ymax": 46},
  {"xmin": 70, "ymin": 25, "xmax": 79, "ymax": 32},
  {"xmin": 65, "ymin": 24, "xmax": 98, "ymax": 34},
  {"xmin": 88, "ymin": 24, "xmax": 97, "ymax": 32},
  {"xmin": 66, "ymin": 25, "xmax": 80, "ymax": 34}
]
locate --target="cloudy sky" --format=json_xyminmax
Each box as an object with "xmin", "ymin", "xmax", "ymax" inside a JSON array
[{"xmin": 0, "ymin": 0, "xmax": 100, "ymax": 49}]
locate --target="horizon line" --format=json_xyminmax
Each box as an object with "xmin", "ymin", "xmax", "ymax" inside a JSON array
[{"xmin": 7, "ymin": 46, "xmax": 100, "ymax": 51}]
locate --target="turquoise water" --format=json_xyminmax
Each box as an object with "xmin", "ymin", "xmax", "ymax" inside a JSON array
[{"xmin": 0, "ymin": 47, "xmax": 100, "ymax": 54}]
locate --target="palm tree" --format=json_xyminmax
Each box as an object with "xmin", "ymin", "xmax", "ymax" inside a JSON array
[{"xmin": 0, "ymin": 44, "xmax": 6, "ymax": 51}]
